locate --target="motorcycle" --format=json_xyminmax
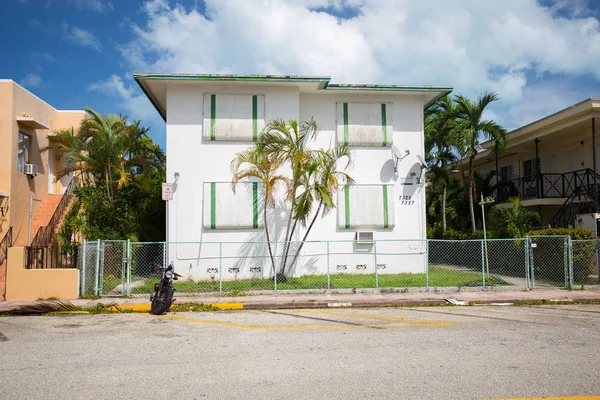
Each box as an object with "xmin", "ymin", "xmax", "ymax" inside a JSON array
[{"xmin": 150, "ymin": 262, "xmax": 182, "ymax": 315}]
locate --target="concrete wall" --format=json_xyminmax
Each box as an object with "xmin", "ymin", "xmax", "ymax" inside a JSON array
[
  {"xmin": 0, "ymin": 80, "xmax": 85, "ymax": 242},
  {"xmin": 5, "ymin": 247, "xmax": 79, "ymax": 301},
  {"xmin": 166, "ymin": 84, "xmax": 427, "ymax": 280}
]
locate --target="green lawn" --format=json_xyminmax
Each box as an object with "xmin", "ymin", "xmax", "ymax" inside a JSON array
[{"xmin": 130, "ymin": 266, "xmax": 510, "ymax": 294}]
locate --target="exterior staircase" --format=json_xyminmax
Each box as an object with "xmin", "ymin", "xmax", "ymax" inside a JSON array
[{"xmin": 15, "ymin": 195, "xmax": 62, "ymax": 247}]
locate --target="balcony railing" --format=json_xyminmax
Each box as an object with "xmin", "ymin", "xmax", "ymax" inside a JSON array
[{"xmin": 493, "ymin": 169, "xmax": 600, "ymax": 203}]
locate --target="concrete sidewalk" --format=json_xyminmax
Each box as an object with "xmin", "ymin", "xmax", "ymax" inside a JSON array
[{"xmin": 3, "ymin": 287, "xmax": 600, "ymax": 314}]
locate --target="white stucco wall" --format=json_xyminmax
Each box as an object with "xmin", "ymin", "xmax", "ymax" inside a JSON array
[{"xmin": 166, "ymin": 84, "xmax": 428, "ymax": 280}]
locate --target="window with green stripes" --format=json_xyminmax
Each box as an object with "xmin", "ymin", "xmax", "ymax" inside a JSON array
[
  {"xmin": 337, "ymin": 184, "xmax": 395, "ymax": 229},
  {"xmin": 336, "ymin": 102, "xmax": 393, "ymax": 146},
  {"xmin": 203, "ymin": 182, "xmax": 263, "ymax": 230},
  {"xmin": 203, "ymin": 93, "xmax": 265, "ymax": 141}
]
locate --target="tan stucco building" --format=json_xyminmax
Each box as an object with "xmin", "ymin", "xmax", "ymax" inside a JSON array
[
  {"xmin": 0, "ymin": 80, "xmax": 85, "ymax": 298},
  {"xmin": 465, "ymin": 98, "xmax": 600, "ymax": 232}
]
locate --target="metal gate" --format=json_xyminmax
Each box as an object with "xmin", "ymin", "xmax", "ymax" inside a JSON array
[
  {"xmin": 99, "ymin": 240, "xmax": 130, "ymax": 296},
  {"xmin": 528, "ymin": 235, "xmax": 572, "ymax": 289}
]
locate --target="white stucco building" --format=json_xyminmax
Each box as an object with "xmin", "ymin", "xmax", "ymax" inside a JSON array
[{"xmin": 135, "ymin": 74, "xmax": 452, "ymax": 280}]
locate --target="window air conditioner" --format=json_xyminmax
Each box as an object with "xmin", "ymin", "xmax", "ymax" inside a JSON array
[
  {"xmin": 24, "ymin": 164, "xmax": 38, "ymax": 176},
  {"xmin": 356, "ymin": 231, "xmax": 374, "ymax": 244}
]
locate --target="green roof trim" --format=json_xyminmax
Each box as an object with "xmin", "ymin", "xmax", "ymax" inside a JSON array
[
  {"xmin": 134, "ymin": 73, "xmax": 331, "ymax": 84},
  {"xmin": 133, "ymin": 73, "xmax": 453, "ymax": 121}
]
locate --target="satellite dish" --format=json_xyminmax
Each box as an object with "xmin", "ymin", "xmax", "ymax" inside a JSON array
[{"xmin": 391, "ymin": 145, "xmax": 408, "ymax": 173}]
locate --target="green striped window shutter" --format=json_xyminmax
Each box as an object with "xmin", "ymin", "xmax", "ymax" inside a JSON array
[
  {"xmin": 337, "ymin": 185, "xmax": 395, "ymax": 229},
  {"xmin": 203, "ymin": 94, "xmax": 265, "ymax": 141},
  {"xmin": 336, "ymin": 102, "xmax": 393, "ymax": 146},
  {"xmin": 203, "ymin": 182, "xmax": 262, "ymax": 230}
]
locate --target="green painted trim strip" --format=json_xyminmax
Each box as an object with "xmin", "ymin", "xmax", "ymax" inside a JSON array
[
  {"xmin": 326, "ymin": 84, "xmax": 453, "ymax": 92},
  {"xmin": 252, "ymin": 95, "xmax": 258, "ymax": 141},
  {"xmin": 210, "ymin": 94, "xmax": 216, "ymax": 141},
  {"xmin": 252, "ymin": 182, "xmax": 258, "ymax": 229},
  {"xmin": 382, "ymin": 185, "xmax": 389, "ymax": 229},
  {"xmin": 344, "ymin": 186, "xmax": 350, "ymax": 229},
  {"xmin": 381, "ymin": 103, "xmax": 387, "ymax": 146},
  {"xmin": 343, "ymin": 103, "xmax": 349, "ymax": 146},
  {"xmin": 210, "ymin": 182, "xmax": 216, "ymax": 229}
]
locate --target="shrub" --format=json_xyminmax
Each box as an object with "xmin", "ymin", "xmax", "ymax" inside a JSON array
[{"xmin": 525, "ymin": 227, "xmax": 593, "ymax": 240}]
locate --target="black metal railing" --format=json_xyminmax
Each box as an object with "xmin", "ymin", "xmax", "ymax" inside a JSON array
[
  {"xmin": 0, "ymin": 227, "xmax": 12, "ymax": 266},
  {"xmin": 30, "ymin": 176, "xmax": 78, "ymax": 248},
  {"xmin": 26, "ymin": 243, "xmax": 78, "ymax": 269},
  {"xmin": 493, "ymin": 169, "xmax": 600, "ymax": 203}
]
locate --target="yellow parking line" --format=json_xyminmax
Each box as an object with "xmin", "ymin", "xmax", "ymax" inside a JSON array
[
  {"xmin": 108, "ymin": 302, "xmax": 243, "ymax": 312},
  {"xmin": 153, "ymin": 312, "xmax": 453, "ymax": 330},
  {"xmin": 293, "ymin": 309, "xmax": 447, "ymax": 324}
]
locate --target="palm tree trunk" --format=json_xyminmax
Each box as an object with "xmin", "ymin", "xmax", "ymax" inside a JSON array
[
  {"xmin": 263, "ymin": 195, "xmax": 276, "ymax": 275},
  {"xmin": 468, "ymin": 157, "xmax": 476, "ymax": 232},
  {"xmin": 289, "ymin": 201, "xmax": 322, "ymax": 270},
  {"xmin": 442, "ymin": 181, "xmax": 447, "ymax": 233},
  {"xmin": 279, "ymin": 206, "xmax": 294, "ymax": 275},
  {"xmin": 281, "ymin": 218, "xmax": 298, "ymax": 275}
]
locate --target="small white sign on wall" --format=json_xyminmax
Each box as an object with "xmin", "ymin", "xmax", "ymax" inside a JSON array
[{"xmin": 162, "ymin": 183, "xmax": 173, "ymax": 201}]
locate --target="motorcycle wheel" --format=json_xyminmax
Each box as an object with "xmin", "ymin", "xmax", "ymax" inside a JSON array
[{"xmin": 150, "ymin": 287, "xmax": 174, "ymax": 315}]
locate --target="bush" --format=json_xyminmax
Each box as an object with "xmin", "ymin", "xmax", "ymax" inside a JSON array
[{"xmin": 525, "ymin": 227, "xmax": 593, "ymax": 240}]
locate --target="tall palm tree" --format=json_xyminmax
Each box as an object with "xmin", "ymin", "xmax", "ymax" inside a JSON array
[
  {"xmin": 453, "ymin": 91, "xmax": 507, "ymax": 232},
  {"xmin": 287, "ymin": 145, "xmax": 354, "ymax": 271},
  {"xmin": 425, "ymin": 96, "xmax": 457, "ymax": 233},
  {"xmin": 490, "ymin": 197, "xmax": 541, "ymax": 238},
  {"xmin": 258, "ymin": 118, "xmax": 318, "ymax": 275},
  {"xmin": 231, "ymin": 146, "xmax": 289, "ymax": 275}
]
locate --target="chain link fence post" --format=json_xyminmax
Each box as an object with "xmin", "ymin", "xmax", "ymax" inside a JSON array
[
  {"xmin": 94, "ymin": 239, "xmax": 101, "ymax": 296},
  {"xmin": 481, "ymin": 239, "xmax": 485, "ymax": 287},
  {"xmin": 529, "ymin": 236, "xmax": 536, "ymax": 289},
  {"xmin": 126, "ymin": 239, "xmax": 131, "ymax": 296},
  {"xmin": 374, "ymin": 240, "xmax": 378, "ymax": 289},
  {"xmin": 327, "ymin": 241, "xmax": 330, "ymax": 290},
  {"xmin": 80, "ymin": 239, "xmax": 86, "ymax": 296},
  {"xmin": 219, "ymin": 242, "xmax": 223, "ymax": 294},
  {"xmin": 425, "ymin": 239, "xmax": 429, "ymax": 289},
  {"xmin": 524, "ymin": 236, "xmax": 530, "ymax": 289},
  {"xmin": 567, "ymin": 235, "xmax": 574, "ymax": 289}
]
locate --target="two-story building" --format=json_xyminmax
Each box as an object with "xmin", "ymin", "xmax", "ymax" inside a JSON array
[
  {"xmin": 135, "ymin": 74, "xmax": 452, "ymax": 280},
  {"xmin": 465, "ymin": 98, "xmax": 600, "ymax": 232},
  {"xmin": 0, "ymin": 80, "xmax": 85, "ymax": 299}
]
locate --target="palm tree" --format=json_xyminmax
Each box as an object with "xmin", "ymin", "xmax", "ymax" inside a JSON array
[
  {"xmin": 453, "ymin": 91, "xmax": 507, "ymax": 232},
  {"xmin": 490, "ymin": 197, "xmax": 541, "ymax": 238},
  {"xmin": 425, "ymin": 96, "xmax": 457, "ymax": 233},
  {"xmin": 258, "ymin": 118, "xmax": 318, "ymax": 276},
  {"xmin": 287, "ymin": 145, "xmax": 354, "ymax": 271},
  {"xmin": 231, "ymin": 146, "xmax": 290, "ymax": 276}
]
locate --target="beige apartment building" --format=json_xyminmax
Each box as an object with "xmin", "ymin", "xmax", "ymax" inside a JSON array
[
  {"xmin": 465, "ymin": 98, "xmax": 600, "ymax": 233},
  {"xmin": 0, "ymin": 80, "xmax": 85, "ymax": 299}
]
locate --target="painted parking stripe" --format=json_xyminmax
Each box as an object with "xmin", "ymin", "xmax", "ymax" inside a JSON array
[{"xmin": 152, "ymin": 310, "xmax": 453, "ymax": 330}]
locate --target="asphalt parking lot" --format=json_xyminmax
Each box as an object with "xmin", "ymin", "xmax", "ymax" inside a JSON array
[{"xmin": 1, "ymin": 305, "xmax": 600, "ymax": 399}]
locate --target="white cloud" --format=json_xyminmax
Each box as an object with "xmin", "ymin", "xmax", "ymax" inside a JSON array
[
  {"xmin": 20, "ymin": 73, "xmax": 43, "ymax": 88},
  {"xmin": 88, "ymin": 75, "xmax": 165, "ymax": 141},
  {"xmin": 61, "ymin": 23, "xmax": 102, "ymax": 51},
  {"xmin": 98, "ymin": 0, "xmax": 600, "ymax": 133},
  {"xmin": 71, "ymin": 0, "xmax": 114, "ymax": 13}
]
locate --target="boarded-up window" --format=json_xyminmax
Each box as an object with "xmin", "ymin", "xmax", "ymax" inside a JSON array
[
  {"xmin": 336, "ymin": 102, "xmax": 393, "ymax": 146},
  {"xmin": 203, "ymin": 182, "xmax": 263, "ymax": 230},
  {"xmin": 203, "ymin": 94, "xmax": 265, "ymax": 141},
  {"xmin": 337, "ymin": 185, "xmax": 395, "ymax": 229}
]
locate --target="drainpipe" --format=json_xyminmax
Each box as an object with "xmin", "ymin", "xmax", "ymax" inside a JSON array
[{"xmin": 534, "ymin": 138, "xmax": 541, "ymax": 199}]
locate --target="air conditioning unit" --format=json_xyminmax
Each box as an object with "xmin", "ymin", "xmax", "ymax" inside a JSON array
[
  {"xmin": 24, "ymin": 164, "xmax": 38, "ymax": 176},
  {"xmin": 356, "ymin": 231, "xmax": 374, "ymax": 244}
]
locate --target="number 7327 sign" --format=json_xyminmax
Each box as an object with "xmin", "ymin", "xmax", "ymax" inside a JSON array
[{"xmin": 399, "ymin": 195, "xmax": 414, "ymax": 205}]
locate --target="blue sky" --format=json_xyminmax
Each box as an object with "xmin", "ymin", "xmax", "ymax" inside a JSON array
[{"xmin": 2, "ymin": 0, "xmax": 600, "ymax": 150}]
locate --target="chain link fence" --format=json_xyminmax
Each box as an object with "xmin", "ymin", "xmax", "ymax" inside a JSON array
[{"xmin": 78, "ymin": 237, "xmax": 600, "ymax": 297}]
